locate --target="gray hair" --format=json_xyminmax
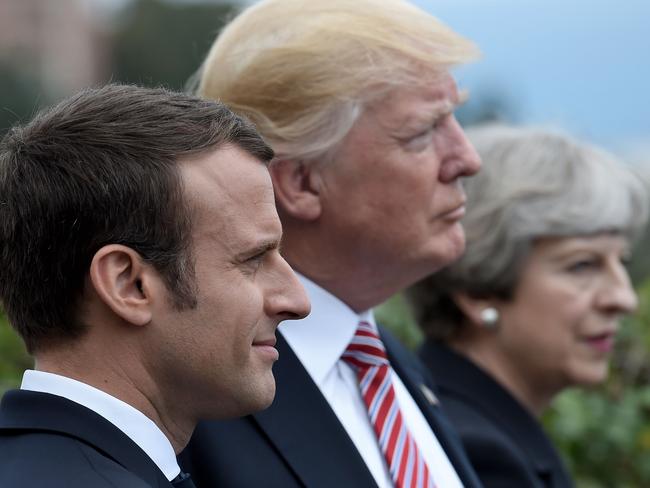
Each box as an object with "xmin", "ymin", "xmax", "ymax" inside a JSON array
[{"xmin": 408, "ymin": 124, "xmax": 649, "ymax": 340}]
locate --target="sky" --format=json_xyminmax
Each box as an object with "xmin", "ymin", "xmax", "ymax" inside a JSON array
[{"xmin": 411, "ymin": 0, "xmax": 649, "ymax": 158}]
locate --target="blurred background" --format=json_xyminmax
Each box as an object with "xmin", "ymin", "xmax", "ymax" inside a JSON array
[{"xmin": 0, "ymin": 1, "xmax": 649, "ymax": 486}]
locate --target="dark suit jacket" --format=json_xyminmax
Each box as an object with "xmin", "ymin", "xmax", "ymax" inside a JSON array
[
  {"xmin": 0, "ymin": 389, "xmax": 174, "ymax": 488},
  {"xmin": 419, "ymin": 340, "xmax": 574, "ymax": 488},
  {"xmin": 180, "ymin": 328, "xmax": 483, "ymax": 488}
]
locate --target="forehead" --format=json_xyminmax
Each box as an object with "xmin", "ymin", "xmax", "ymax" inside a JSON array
[
  {"xmin": 531, "ymin": 234, "xmax": 629, "ymax": 261},
  {"xmin": 179, "ymin": 145, "xmax": 279, "ymax": 248},
  {"xmin": 366, "ymin": 72, "xmax": 460, "ymax": 128}
]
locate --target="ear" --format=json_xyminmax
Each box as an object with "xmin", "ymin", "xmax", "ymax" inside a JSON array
[
  {"xmin": 89, "ymin": 244, "xmax": 154, "ymax": 327},
  {"xmin": 452, "ymin": 291, "xmax": 498, "ymax": 329},
  {"xmin": 270, "ymin": 159, "xmax": 322, "ymax": 221}
]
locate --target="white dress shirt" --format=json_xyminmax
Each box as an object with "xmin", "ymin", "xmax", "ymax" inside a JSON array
[
  {"xmin": 279, "ymin": 275, "xmax": 464, "ymax": 488},
  {"xmin": 21, "ymin": 370, "xmax": 180, "ymax": 481}
]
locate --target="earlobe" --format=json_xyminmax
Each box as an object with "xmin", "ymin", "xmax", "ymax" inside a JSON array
[
  {"xmin": 270, "ymin": 159, "xmax": 322, "ymax": 221},
  {"xmin": 89, "ymin": 245, "xmax": 153, "ymax": 327},
  {"xmin": 452, "ymin": 292, "xmax": 499, "ymax": 330}
]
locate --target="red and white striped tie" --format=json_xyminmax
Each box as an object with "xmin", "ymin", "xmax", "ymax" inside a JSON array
[{"xmin": 342, "ymin": 321, "xmax": 436, "ymax": 488}]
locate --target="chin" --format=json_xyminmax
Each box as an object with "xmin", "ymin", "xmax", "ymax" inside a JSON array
[
  {"xmin": 208, "ymin": 376, "xmax": 277, "ymax": 419},
  {"xmin": 442, "ymin": 222, "xmax": 466, "ymax": 254},
  {"xmin": 572, "ymin": 363, "xmax": 610, "ymax": 387},
  {"xmin": 447, "ymin": 240, "xmax": 467, "ymax": 265},
  {"xmin": 249, "ymin": 378, "xmax": 277, "ymax": 412},
  {"xmin": 425, "ymin": 234, "xmax": 467, "ymax": 273}
]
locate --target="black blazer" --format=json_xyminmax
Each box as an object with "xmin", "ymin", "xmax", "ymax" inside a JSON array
[
  {"xmin": 419, "ymin": 340, "xmax": 574, "ymax": 488},
  {"xmin": 0, "ymin": 389, "xmax": 174, "ymax": 488},
  {"xmin": 180, "ymin": 328, "xmax": 483, "ymax": 488}
]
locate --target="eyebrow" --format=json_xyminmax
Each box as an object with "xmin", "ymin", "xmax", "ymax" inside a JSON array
[
  {"xmin": 431, "ymin": 89, "xmax": 469, "ymax": 115},
  {"xmin": 401, "ymin": 89, "xmax": 470, "ymax": 128},
  {"xmin": 234, "ymin": 237, "xmax": 281, "ymax": 262},
  {"xmin": 544, "ymin": 242, "xmax": 631, "ymax": 265}
]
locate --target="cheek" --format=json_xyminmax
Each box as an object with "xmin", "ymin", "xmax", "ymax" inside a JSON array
[
  {"xmin": 222, "ymin": 291, "xmax": 264, "ymax": 338},
  {"xmin": 195, "ymin": 282, "xmax": 262, "ymax": 344},
  {"xmin": 518, "ymin": 296, "xmax": 592, "ymax": 362},
  {"xmin": 516, "ymin": 275, "xmax": 583, "ymax": 316},
  {"xmin": 499, "ymin": 294, "xmax": 567, "ymax": 346},
  {"xmin": 383, "ymin": 176, "xmax": 436, "ymax": 224},
  {"xmin": 530, "ymin": 302, "xmax": 580, "ymax": 344},
  {"xmin": 541, "ymin": 286, "xmax": 593, "ymax": 333},
  {"xmin": 557, "ymin": 301, "xmax": 592, "ymax": 332}
]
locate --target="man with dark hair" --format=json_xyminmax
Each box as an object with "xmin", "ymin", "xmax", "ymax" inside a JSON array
[{"xmin": 0, "ymin": 83, "xmax": 310, "ymax": 487}]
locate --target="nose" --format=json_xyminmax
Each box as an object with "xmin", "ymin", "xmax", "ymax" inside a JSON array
[
  {"xmin": 266, "ymin": 254, "xmax": 311, "ymax": 322},
  {"xmin": 438, "ymin": 116, "xmax": 481, "ymax": 183},
  {"xmin": 596, "ymin": 260, "xmax": 638, "ymax": 315}
]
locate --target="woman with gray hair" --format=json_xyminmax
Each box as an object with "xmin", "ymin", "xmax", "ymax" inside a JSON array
[{"xmin": 408, "ymin": 124, "xmax": 648, "ymax": 488}]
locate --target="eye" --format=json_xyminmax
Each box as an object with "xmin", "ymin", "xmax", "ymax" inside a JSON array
[
  {"xmin": 400, "ymin": 112, "xmax": 453, "ymax": 152},
  {"xmin": 402, "ymin": 126, "xmax": 435, "ymax": 152},
  {"xmin": 242, "ymin": 250, "xmax": 268, "ymax": 275},
  {"xmin": 408, "ymin": 129, "xmax": 432, "ymax": 144},
  {"xmin": 246, "ymin": 250, "xmax": 266, "ymax": 265},
  {"xmin": 566, "ymin": 258, "xmax": 599, "ymax": 274}
]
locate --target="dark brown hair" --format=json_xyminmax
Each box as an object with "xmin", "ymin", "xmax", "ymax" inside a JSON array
[{"xmin": 0, "ymin": 84, "xmax": 273, "ymax": 353}]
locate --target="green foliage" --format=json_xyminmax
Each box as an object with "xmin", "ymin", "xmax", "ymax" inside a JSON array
[
  {"xmin": 376, "ymin": 294, "xmax": 422, "ymax": 349},
  {"xmin": 628, "ymin": 218, "xmax": 650, "ymax": 286},
  {"xmin": 0, "ymin": 312, "xmax": 31, "ymax": 395},
  {"xmin": 380, "ymin": 281, "xmax": 650, "ymax": 488},
  {"xmin": 0, "ymin": 63, "xmax": 50, "ymax": 136},
  {"xmin": 545, "ymin": 388, "xmax": 650, "ymax": 488}
]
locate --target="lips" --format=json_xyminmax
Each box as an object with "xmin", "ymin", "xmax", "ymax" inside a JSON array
[
  {"xmin": 583, "ymin": 331, "xmax": 616, "ymax": 354},
  {"xmin": 252, "ymin": 336, "xmax": 279, "ymax": 361},
  {"xmin": 436, "ymin": 200, "xmax": 466, "ymax": 222},
  {"xmin": 442, "ymin": 204, "xmax": 466, "ymax": 221},
  {"xmin": 252, "ymin": 337, "xmax": 277, "ymax": 347}
]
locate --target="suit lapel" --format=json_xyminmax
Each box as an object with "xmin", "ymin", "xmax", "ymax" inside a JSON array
[
  {"xmin": 0, "ymin": 390, "xmax": 171, "ymax": 487},
  {"xmin": 252, "ymin": 333, "xmax": 377, "ymax": 488},
  {"xmin": 380, "ymin": 329, "xmax": 484, "ymax": 488}
]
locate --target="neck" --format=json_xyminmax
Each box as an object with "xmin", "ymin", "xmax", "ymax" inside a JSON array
[
  {"xmin": 450, "ymin": 336, "xmax": 557, "ymax": 417},
  {"xmin": 35, "ymin": 345, "xmax": 193, "ymax": 453},
  {"xmin": 281, "ymin": 227, "xmax": 415, "ymax": 313},
  {"xmin": 292, "ymin": 264, "xmax": 397, "ymax": 313}
]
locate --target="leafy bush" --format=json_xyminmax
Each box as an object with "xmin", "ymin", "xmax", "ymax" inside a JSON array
[{"xmin": 0, "ymin": 312, "xmax": 31, "ymax": 394}]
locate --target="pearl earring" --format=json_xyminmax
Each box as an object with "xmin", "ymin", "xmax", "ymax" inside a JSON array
[{"xmin": 480, "ymin": 307, "xmax": 499, "ymax": 328}]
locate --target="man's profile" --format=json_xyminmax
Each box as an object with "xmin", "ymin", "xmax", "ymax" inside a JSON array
[
  {"xmin": 0, "ymin": 83, "xmax": 310, "ymax": 487},
  {"xmin": 182, "ymin": 0, "xmax": 484, "ymax": 487}
]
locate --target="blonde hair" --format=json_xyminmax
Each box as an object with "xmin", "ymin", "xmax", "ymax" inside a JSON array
[{"xmin": 197, "ymin": 0, "xmax": 478, "ymax": 162}]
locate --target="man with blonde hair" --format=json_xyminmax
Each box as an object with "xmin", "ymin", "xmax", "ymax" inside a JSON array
[{"xmin": 181, "ymin": 1, "xmax": 483, "ymax": 487}]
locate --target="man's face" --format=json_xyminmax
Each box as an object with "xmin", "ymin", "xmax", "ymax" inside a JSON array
[
  {"xmin": 149, "ymin": 145, "xmax": 310, "ymax": 419},
  {"xmin": 316, "ymin": 73, "xmax": 481, "ymax": 292}
]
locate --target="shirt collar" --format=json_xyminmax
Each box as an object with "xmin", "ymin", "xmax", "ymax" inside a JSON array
[
  {"xmin": 21, "ymin": 370, "xmax": 180, "ymax": 481},
  {"xmin": 279, "ymin": 274, "xmax": 376, "ymax": 386}
]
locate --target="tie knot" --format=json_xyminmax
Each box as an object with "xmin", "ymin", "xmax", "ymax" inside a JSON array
[{"xmin": 342, "ymin": 321, "xmax": 389, "ymax": 369}]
